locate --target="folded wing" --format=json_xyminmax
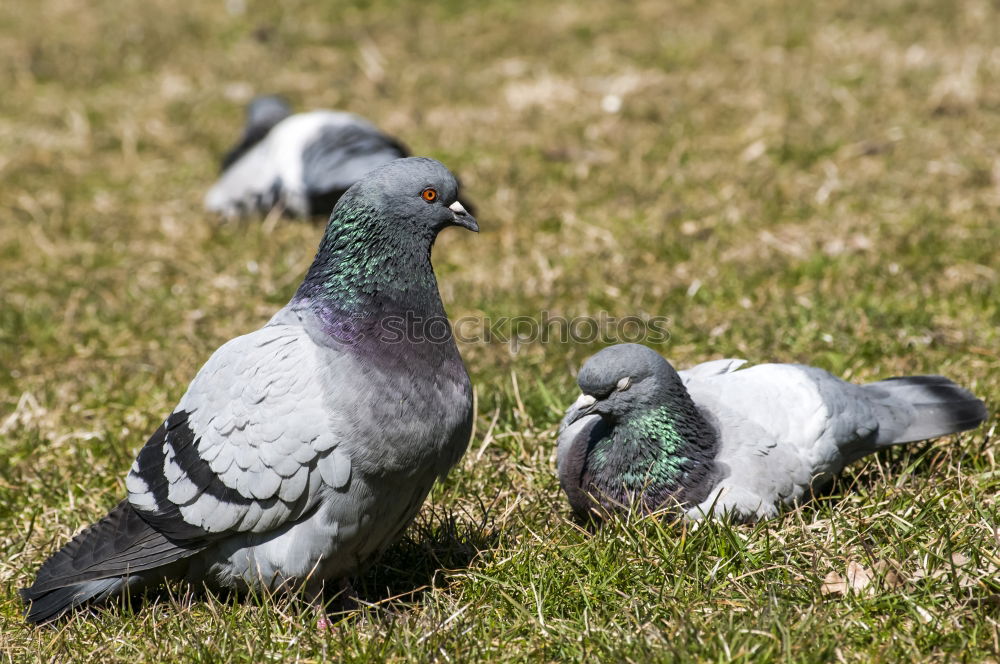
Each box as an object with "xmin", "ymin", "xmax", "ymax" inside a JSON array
[{"xmin": 127, "ymin": 324, "xmax": 350, "ymax": 539}]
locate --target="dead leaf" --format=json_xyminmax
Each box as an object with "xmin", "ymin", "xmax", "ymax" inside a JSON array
[
  {"xmin": 846, "ymin": 561, "xmax": 874, "ymax": 594},
  {"xmin": 951, "ymin": 552, "xmax": 971, "ymax": 567},
  {"xmin": 821, "ymin": 560, "xmax": 902, "ymax": 596},
  {"xmin": 873, "ymin": 559, "xmax": 906, "ymax": 590},
  {"xmin": 821, "ymin": 570, "xmax": 847, "ymax": 596}
]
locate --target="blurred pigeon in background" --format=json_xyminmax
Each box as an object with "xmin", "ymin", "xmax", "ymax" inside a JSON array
[
  {"xmin": 557, "ymin": 343, "xmax": 988, "ymax": 522},
  {"xmin": 22, "ymin": 158, "xmax": 479, "ymax": 624},
  {"xmin": 205, "ymin": 95, "xmax": 410, "ymax": 218}
]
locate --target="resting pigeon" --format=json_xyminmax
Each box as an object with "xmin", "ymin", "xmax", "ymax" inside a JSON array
[
  {"xmin": 22, "ymin": 158, "xmax": 478, "ymax": 624},
  {"xmin": 557, "ymin": 344, "xmax": 988, "ymax": 522},
  {"xmin": 204, "ymin": 95, "xmax": 410, "ymax": 218}
]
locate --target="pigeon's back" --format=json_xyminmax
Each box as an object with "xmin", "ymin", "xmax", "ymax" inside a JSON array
[
  {"xmin": 682, "ymin": 364, "xmax": 883, "ymax": 520},
  {"xmin": 687, "ymin": 364, "xmax": 852, "ymax": 458},
  {"xmin": 682, "ymin": 362, "xmax": 986, "ymax": 521}
]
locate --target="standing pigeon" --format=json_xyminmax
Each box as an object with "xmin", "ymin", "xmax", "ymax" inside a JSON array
[
  {"xmin": 204, "ymin": 96, "xmax": 410, "ymax": 219},
  {"xmin": 22, "ymin": 158, "xmax": 479, "ymax": 624},
  {"xmin": 557, "ymin": 344, "xmax": 988, "ymax": 522}
]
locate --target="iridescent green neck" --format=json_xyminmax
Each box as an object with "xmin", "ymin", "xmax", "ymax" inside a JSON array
[
  {"xmin": 587, "ymin": 397, "xmax": 717, "ymax": 509},
  {"xmin": 294, "ymin": 198, "xmax": 441, "ymax": 315},
  {"xmin": 591, "ymin": 406, "xmax": 690, "ymax": 489}
]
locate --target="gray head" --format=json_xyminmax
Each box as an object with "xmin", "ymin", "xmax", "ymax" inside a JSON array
[
  {"xmin": 333, "ymin": 157, "xmax": 478, "ymax": 237},
  {"xmin": 246, "ymin": 95, "xmax": 292, "ymax": 131},
  {"xmin": 297, "ymin": 157, "xmax": 478, "ymax": 310},
  {"xmin": 571, "ymin": 344, "xmax": 682, "ymax": 423}
]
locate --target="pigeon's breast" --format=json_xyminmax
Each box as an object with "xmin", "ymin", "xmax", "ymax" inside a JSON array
[
  {"xmin": 194, "ymin": 335, "xmax": 472, "ymax": 590},
  {"xmin": 326, "ymin": 337, "xmax": 473, "ymax": 479}
]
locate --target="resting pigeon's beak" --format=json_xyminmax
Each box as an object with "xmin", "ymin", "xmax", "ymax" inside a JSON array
[
  {"xmin": 449, "ymin": 200, "xmax": 479, "ymax": 232},
  {"xmin": 564, "ymin": 393, "xmax": 598, "ymax": 426}
]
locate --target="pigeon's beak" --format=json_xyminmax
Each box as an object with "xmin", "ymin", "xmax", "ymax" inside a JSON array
[
  {"xmin": 448, "ymin": 200, "xmax": 479, "ymax": 233},
  {"xmin": 563, "ymin": 393, "xmax": 598, "ymax": 426}
]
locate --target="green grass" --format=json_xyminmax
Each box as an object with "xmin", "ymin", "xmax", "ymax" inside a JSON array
[{"xmin": 1, "ymin": 0, "xmax": 999, "ymax": 660}]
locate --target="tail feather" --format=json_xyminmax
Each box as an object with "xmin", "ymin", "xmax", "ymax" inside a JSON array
[
  {"xmin": 865, "ymin": 375, "xmax": 988, "ymax": 445},
  {"xmin": 21, "ymin": 500, "xmax": 202, "ymax": 624},
  {"xmin": 20, "ymin": 578, "xmax": 124, "ymax": 625}
]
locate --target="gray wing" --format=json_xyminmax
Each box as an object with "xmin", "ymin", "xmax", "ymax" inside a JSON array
[
  {"xmin": 677, "ymin": 358, "xmax": 746, "ymax": 385},
  {"xmin": 126, "ymin": 323, "xmax": 351, "ymax": 538},
  {"xmin": 683, "ymin": 364, "xmax": 883, "ymax": 521},
  {"xmin": 22, "ymin": 322, "xmax": 353, "ymax": 620},
  {"xmin": 300, "ymin": 121, "xmax": 407, "ymax": 200}
]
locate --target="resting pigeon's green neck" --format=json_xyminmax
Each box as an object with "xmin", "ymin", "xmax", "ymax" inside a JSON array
[
  {"xmin": 294, "ymin": 198, "xmax": 441, "ymax": 316},
  {"xmin": 588, "ymin": 392, "xmax": 717, "ymax": 509}
]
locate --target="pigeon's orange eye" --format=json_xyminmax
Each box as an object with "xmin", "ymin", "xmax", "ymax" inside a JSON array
[{"xmin": 421, "ymin": 188, "xmax": 438, "ymax": 202}]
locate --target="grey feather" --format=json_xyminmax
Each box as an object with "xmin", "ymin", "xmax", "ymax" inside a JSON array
[{"xmin": 862, "ymin": 375, "xmax": 989, "ymax": 444}]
